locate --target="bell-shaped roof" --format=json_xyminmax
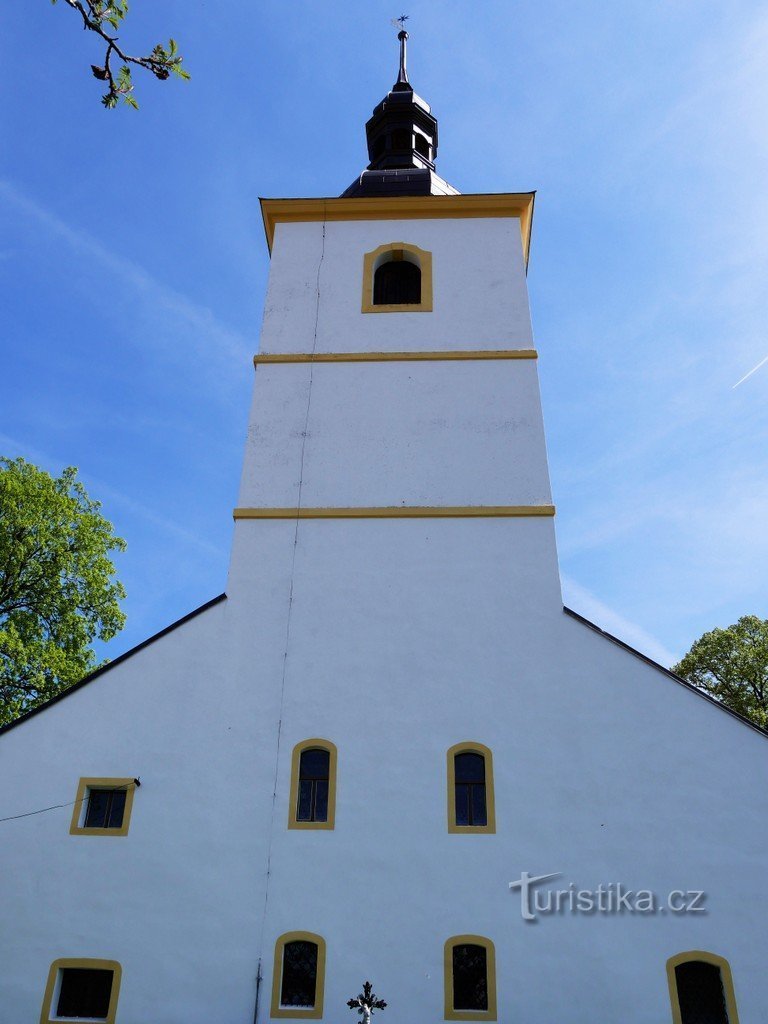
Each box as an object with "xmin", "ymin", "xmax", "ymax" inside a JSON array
[{"xmin": 341, "ymin": 29, "xmax": 459, "ymax": 198}]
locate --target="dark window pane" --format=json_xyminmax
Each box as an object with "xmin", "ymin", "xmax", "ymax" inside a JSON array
[
  {"xmin": 57, "ymin": 968, "xmax": 113, "ymax": 1019},
  {"xmin": 299, "ymin": 749, "xmax": 329, "ymax": 781},
  {"xmin": 373, "ymin": 261, "xmax": 421, "ymax": 305},
  {"xmin": 452, "ymin": 944, "xmax": 488, "ymax": 1011},
  {"xmin": 471, "ymin": 785, "xmax": 488, "ymax": 827},
  {"xmin": 455, "ymin": 752, "xmax": 485, "ymax": 783},
  {"xmin": 84, "ymin": 788, "xmax": 126, "ymax": 829},
  {"xmin": 281, "ymin": 941, "xmax": 318, "ymax": 1008},
  {"xmin": 106, "ymin": 790, "xmax": 126, "ymax": 827},
  {"xmin": 676, "ymin": 961, "xmax": 729, "ymax": 1024},
  {"xmin": 84, "ymin": 790, "xmax": 110, "ymax": 828},
  {"xmin": 297, "ymin": 780, "xmax": 314, "ymax": 822},
  {"xmin": 455, "ymin": 784, "xmax": 470, "ymax": 826},
  {"xmin": 314, "ymin": 780, "xmax": 329, "ymax": 822}
]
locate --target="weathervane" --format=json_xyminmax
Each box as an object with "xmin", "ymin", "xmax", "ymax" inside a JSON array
[{"xmin": 347, "ymin": 981, "xmax": 387, "ymax": 1024}]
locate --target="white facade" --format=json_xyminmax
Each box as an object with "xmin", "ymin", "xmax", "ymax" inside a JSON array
[{"xmin": 1, "ymin": 198, "xmax": 766, "ymax": 1024}]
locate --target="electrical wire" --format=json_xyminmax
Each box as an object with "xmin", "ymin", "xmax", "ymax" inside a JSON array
[{"xmin": 0, "ymin": 779, "xmax": 139, "ymax": 825}]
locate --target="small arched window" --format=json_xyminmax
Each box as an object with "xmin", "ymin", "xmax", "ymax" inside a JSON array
[
  {"xmin": 447, "ymin": 743, "xmax": 496, "ymax": 833},
  {"xmin": 667, "ymin": 952, "xmax": 739, "ymax": 1024},
  {"xmin": 271, "ymin": 932, "xmax": 326, "ymax": 1019},
  {"xmin": 373, "ymin": 258, "xmax": 421, "ymax": 306},
  {"xmin": 288, "ymin": 739, "xmax": 337, "ymax": 830},
  {"xmin": 444, "ymin": 935, "xmax": 497, "ymax": 1021},
  {"xmin": 362, "ymin": 243, "xmax": 433, "ymax": 313}
]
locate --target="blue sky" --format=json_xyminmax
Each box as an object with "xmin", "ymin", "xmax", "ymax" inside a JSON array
[{"xmin": 2, "ymin": 1, "xmax": 767, "ymax": 668}]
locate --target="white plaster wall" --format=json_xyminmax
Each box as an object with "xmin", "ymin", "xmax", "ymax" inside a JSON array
[
  {"xmin": 259, "ymin": 217, "xmax": 533, "ymax": 355},
  {"xmin": 3, "ymin": 518, "xmax": 766, "ymax": 1023},
  {"xmin": 237, "ymin": 359, "xmax": 552, "ymax": 508}
]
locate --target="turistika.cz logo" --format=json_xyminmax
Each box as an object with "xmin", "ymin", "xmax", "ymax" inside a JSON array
[{"xmin": 508, "ymin": 872, "xmax": 707, "ymax": 921}]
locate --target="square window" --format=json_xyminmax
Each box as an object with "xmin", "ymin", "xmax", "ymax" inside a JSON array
[
  {"xmin": 69, "ymin": 778, "xmax": 137, "ymax": 837},
  {"xmin": 41, "ymin": 959, "xmax": 121, "ymax": 1024}
]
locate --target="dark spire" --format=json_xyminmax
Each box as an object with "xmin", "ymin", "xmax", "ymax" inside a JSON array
[
  {"xmin": 341, "ymin": 23, "xmax": 459, "ymax": 198},
  {"xmin": 394, "ymin": 29, "xmax": 410, "ymax": 90}
]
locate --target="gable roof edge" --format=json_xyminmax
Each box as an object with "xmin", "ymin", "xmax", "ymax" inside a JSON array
[
  {"xmin": 563, "ymin": 605, "xmax": 768, "ymax": 740},
  {"xmin": 0, "ymin": 593, "xmax": 228, "ymax": 738}
]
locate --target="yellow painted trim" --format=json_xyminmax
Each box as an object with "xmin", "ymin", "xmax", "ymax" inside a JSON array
[
  {"xmin": 259, "ymin": 193, "xmax": 535, "ymax": 267},
  {"xmin": 40, "ymin": 958, "xmax": 122, "ymax": 1024},
  {"xmin": 666, "ymin": 951, "xmax": 739, "ymax": 1024},
  {"xmin": 446, "ymin": 743, "xmax": 496, "ymax": 835},
  {"xmin": 69, "ymin": 778, "xmax": 137, "ymax": 837},
  {"xmin": 253, "ymin": 350, "xmax": 538, "ymax": 364},
  {"xmin": 361, "ymin": 242, "xmax": 433, "ymax": 313},
  {"xmin": 234, "ymin": 506, "xmax": 555, "ymax": 520},
  {"xmin": 288, "ymin": 739, "xmax": 338, "ymax": 831},
  {"xmin": 271, "ymin": 931, "xmax": 327, "ymax": 1019},
  {"xmin": 444, "ymin": 935, "xmax": 497, "ymax": 1021}
]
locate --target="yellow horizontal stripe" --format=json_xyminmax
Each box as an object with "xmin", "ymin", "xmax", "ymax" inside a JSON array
[
  {"xmin": 253, "ymin": 349, "xmax": 538, "ymax": 365},
  {"xmin": 233, "ymin": 505, "xmax": 555, "ymax": 520}
]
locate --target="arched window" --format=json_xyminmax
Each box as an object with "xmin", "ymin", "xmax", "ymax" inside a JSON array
[
  {"xmin": 444, "ymin": 935, "xmax": 497, "ymax": 1021},
  {"xmin": 271, "ymin": 932, "xmax": 326, "ymax": 1019},
  {"xmin": 362, "ymin": 242, "xmax": 433, "ymax": 313},
  {"xmin": 667, "ymin": 952, "xmax": 739, "ymax": 1024},
  {"xmin": 373, "ymin": 258, "xmax": 421, "ymax": 306},
  {"xmin": 288, "ymin": 739, "xmax": 337, "ymax": 830},
  {"xmin": 447, "ymin": 743, "xmax": 496, "ymax": 833}
]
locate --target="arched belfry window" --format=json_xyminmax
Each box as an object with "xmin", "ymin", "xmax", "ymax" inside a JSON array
[
  {"xmin": 374, "ymin": 258, "xmax": 421, "ymax": 305},
  {"xmin": 447, "ymin": 742, "xmax": 496, "ymax": 833},
  {"xmin": 667, "ymin": 952, "xmax": 740, "ymax": 1024},
  {"xmin": 271, "ymin": 932, "xmax": 326, "ymax": 1019},
  {"xmin": 288, "ymin": 739, "xmax": 337, "ymax": 830},
  {"xmin": 444, "ymin": 935, "xmax": 497, "ymax": 1021},
  {"xmin": 362, "ymin": 242, "xmax": 433, "ymax": 313}
]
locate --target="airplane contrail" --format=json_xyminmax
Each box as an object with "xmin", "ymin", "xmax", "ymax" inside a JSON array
[{"xmin": 732, "ymin": 354, "xmax": 768, "ymax": 389}]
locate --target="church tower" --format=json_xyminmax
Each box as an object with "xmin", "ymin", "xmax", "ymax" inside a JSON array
[{"xmin": 2, "ymin": 27, "xmax": 767, "ymax": 1024}]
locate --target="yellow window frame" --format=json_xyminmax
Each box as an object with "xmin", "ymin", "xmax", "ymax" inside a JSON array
[
  {"xmin": 271, "ymin": 931, "xmax": 327, "ymax": 1019},
  {"xmin": 362, "ymin": 242, "xmax": 433, "ymax": 313},
  {"xmin": 288, "ymin": 739, "xmax": 337, "ymax": 831},
  {"xmin": 443, "ymin": 935, "xmax": 497, "ymax": 1021},
  {"xmin": 446, "ymin": 742, "xmax": 496, "ymax": 834},
  {"xmin": 666, "ymin": 950, "xmax": 739, "ymax": 1024},
  {"xmin": 69, "ymin": 777, "xmax": 138, "ymax": 837},
  {"xmin": 40, "ymin": 957, "xmax": 121, "ymax": 1024}
]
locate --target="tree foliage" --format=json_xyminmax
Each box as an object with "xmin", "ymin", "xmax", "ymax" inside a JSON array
[
  {"xmin": 0, "ymin": 458, "xmax": 126, "ymax": 727},
  {"xmin": 673, "ymin": 615, "xmax": 768, "ymax": 729},
  {"xmin": 51, "ymin": 0, "xmax": 190, "ymax": 109}
]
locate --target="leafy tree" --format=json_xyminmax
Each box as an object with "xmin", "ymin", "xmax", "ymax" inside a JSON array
[
  {"xmin": 673, "ymin": 615, "xmax": 768, "ymax": 729},
  {"xmin": 0, "ymin": 458, "xmax": 126, "ymax": 727},
  {"xmin": 51, "ymin": 0, "xmax": 190, "ymax": 109}
]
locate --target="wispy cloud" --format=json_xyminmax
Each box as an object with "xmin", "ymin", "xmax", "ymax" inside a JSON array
[
  {"xmin": 561, "ymin": 574, "xmax": 678, "ymax": 668},
  {"xmin": 0, "ymin": 179, "xmax": 251, "ymax": 387},
  {"xmin": 0, "ymin": 431, "xmax": 224, "ymax": 561}
]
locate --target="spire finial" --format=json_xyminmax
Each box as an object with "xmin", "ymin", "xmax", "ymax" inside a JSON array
[{"xmin": 393, "ymin": 14, "xmax": 410, "ymax": 90}]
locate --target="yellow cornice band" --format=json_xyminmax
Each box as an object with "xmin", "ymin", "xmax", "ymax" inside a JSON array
[
  {"xmin": 233, "ymin": 505, "xmax": 555, "ymax": 520},
  {"xmin": 260, "ymin": 192, "xmax": 536, "ymax": 266},
  {"xmin": 253, "ymin": 349, "xmax": 538, "ymax": 365}
]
